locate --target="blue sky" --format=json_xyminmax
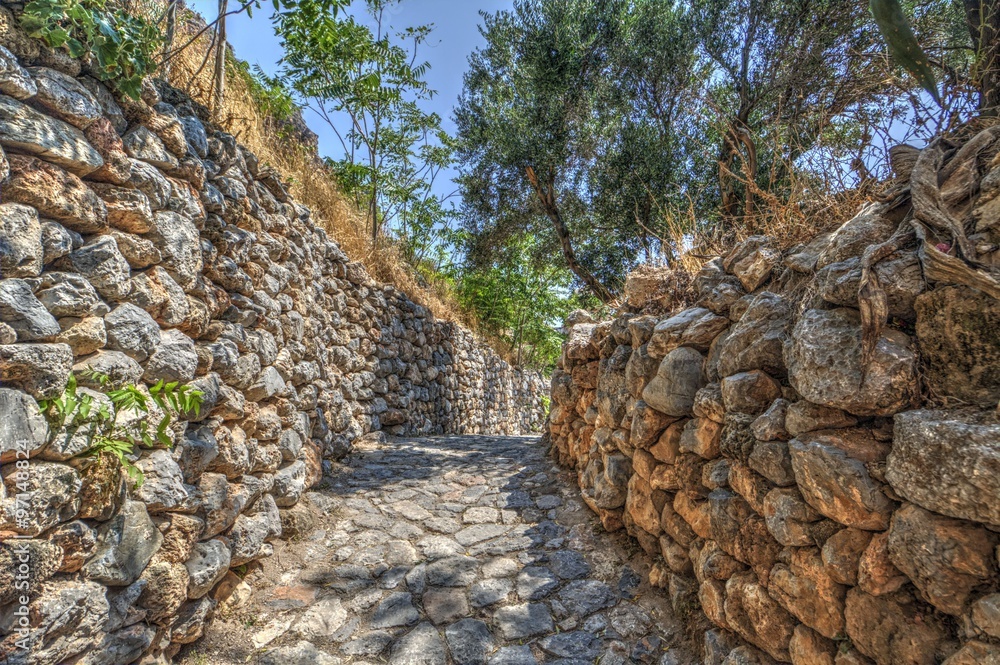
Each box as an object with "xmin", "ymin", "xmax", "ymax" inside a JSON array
[{"xmin": 189, "ymin": 0, "xmax": 513, "ymax": 201}]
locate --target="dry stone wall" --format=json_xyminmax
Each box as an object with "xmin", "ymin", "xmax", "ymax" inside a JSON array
[
  {"xmin": 550, "ymin": 203, "xmax": 1000, "ymax": 663},
  {"xmin": 0, "ymin": 21, "xmax": 544, "ymax": 665}
]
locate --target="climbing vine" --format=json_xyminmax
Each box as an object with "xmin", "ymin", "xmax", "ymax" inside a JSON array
[{"xmin": 37, "ymin": 371, "xmax": 204, "ymax": 487}]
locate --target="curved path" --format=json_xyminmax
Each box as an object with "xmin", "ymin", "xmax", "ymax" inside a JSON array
[{"xmin": 178, "ymin": 436, "xmax": 693, "ymax": 665}]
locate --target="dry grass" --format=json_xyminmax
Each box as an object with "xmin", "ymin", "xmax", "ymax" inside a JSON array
[{"xmin": 156, "ymin": 6, "xmax": 481, "ymax": 329}]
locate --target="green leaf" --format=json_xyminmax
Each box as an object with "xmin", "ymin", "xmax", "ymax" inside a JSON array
[{"xmin": 869, "ymin": 0, "xmax": 941, "ymax": 105}]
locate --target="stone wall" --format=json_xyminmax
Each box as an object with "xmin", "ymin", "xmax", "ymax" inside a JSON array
[
  {"xmin": 549, "ymin": 202, "xmax": 1000, "ymax": 662},
  {"xmin": 0, "ymin": 21, "xmax": 544, "ymax": 665}
]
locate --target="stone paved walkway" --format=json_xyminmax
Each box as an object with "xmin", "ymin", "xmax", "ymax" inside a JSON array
[{"xmin": 177, "ymin": 436, "xmax": 693, "ymax": 665}]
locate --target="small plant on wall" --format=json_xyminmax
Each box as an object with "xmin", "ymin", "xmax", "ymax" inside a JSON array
[
  {"xmin": 37, "ymin": 371, "xmax": 204, "ymax": 487},
  {"xmin": 20, "ymin": 0, "xmax": 161, "ymax": 99}
]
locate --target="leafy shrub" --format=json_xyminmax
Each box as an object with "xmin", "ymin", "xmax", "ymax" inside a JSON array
[
  {"xmin": 21, "ymin": 0, "xmax": 160, "ymax": 99},
  {"xmin": 37, "ymin": 371, "xmax": 204, "ymax": 487}
]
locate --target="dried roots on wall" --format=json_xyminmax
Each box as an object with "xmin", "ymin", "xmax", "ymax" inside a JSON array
[
  {"xmin": 0, "ymin": 15, "xmax": 545, "ymax": 665},
  {"xmin": 550, "ymin": 149, "xmax": 1000, "ymax": 664}
]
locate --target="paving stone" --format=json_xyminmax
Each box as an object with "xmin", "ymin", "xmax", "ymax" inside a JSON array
[
  {"xmin": 456, "ymin": 523, "xmax": 509, "ymax": 546},
  {"xmin": 488, "ymin": 646, "xmax": 539, "ymax": 665},
  {"xmin": 426, "ymin": 556, "xmax": 479, "ymax": 587},
  {"xmin": 371, "ymin": 592, "xmax": 420, "ymax": 629},
  {"xmin": 390, "ymin": 622, "xmax": 447, "ymax": 665},
  {"xmin": 538, "ymin": 631, "xmax": 602, "ymax": 660},
  {"xmin": 444, "ymin": 619, "xmax": 495, "ymax": 665},
  {"xmin": 470, "ymin": 578, "xmax": 513, "ymax": 608},
  {"xmin": 423, "ymin": 587, "xmax": 470, "ymax": 625},
  {"xmin": 549, "ymin": 551, "xmax": 591, "ymax": 580},
  {"xmin": 495, "ymin": 603, "xmax": 554, "ymax": 640},
  {"xmin": 558, "ymin": 580, "xmax": 617, "ymax": 616},
  {"xmin": 516, "ymin": 566, "xmax": 560, "ymax": 600}
]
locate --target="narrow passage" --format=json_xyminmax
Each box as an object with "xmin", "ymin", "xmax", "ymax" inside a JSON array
[{"xmin": 180, "ymin": 436, "xmax": 693, "ymax": 665}]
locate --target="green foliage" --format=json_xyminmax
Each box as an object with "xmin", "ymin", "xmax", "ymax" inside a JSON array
[
  {"xmin": 274, "ymin": 0, "xmax": 454, "ymax": 245},
  {"xmin": 870, "ymin": 0, "xmax": 941, "ymax": 104},
  {"xmin": 38, "ymin": 371, "xmax": 204, "ymax": 488},
  {"xmin": 21, "ymin": 0, "xmax": 160, "ymax": 99},
  {"xmin": 454, "ymin": 233, "xmax": 595, "ymax": 371},
  {"xmin": 230, "ymin": 58, "xmax": 300, "ymax": 122}
]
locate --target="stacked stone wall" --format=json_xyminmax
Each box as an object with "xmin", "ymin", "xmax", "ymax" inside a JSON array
[
  {"xmin": 550, "ymin": 200, "xmax": 1000, "ymax": 663},
  {"xmin": 0, "ymin": 21, "xmax": 544, "ymax": 665}
]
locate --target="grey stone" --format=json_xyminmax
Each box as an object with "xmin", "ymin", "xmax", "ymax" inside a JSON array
[
  {"xmin": 147, "ymin": 211, "xmax": 202, "ymax": 289},
  {"xmin": 260, "ymin": 641, "xmax": 340, "ymax": 665},
  {"xmin": 143, "ymin": 328, "xmax": 197, "ymax": 382},
  {"xmin": 470, "ymin": 578, "xmax": 513, "ymax": 608},
  {"xmin": 0, "ymin": 342, "xmax": 73, "ymax": 398},
  {"xmin": 295, "ymin": 597, "xmax": 348, "ymax": 639},
  {"xmin": 122, "ymin": 125, "xmax": 179, "ymax": 170},
  {"xmin": 0, "ymin": 202, "xmax": 43, "ymax": 277},
  {"xmin": 516, "ymin": 566, "xmax": 559, "ymax": 600},
  {"xmin": 184, "ymin": 539, "xmax": 231, "ymax": 599},
  {"xmin": 0, "ymin": 386, "xmax": 49, "ymax": 462},
  {"xmin": 33, "ymin": 271, "xmax": 107, "ymax": 318},
  {"xmin": 40, "ymin": 220, "xmax": 82, "ymax": 265},
  {"xmin": 62, "ymin": 236, "xmax": 131, "ymax": 300},
  {"xmin": 371, "ymin": 591, "xmax": 420, "ymax": 628},
  {"xmin": 549, "ymin": 550, "xmax": 591, "ymax": 580},
  {"xmin": 0, "ymin": 45, "xmax": 36, "ymax": 98},
  {"xmin": 887, "ymin": 409, "xmax": 1000, "ymax": 525},
  {"xmin": 423, "ymin": 586, "xmax": 470, "ymax": 624},
  {"xmin": 390, "ymin": 622, "xmax": 448, "ymax": 665},
  {"xmin": 426, "ymin": 555, "xmax": 478, "ymax": 587},
  {"xmin": 557, "ymin": 580, "xmax": 616, "ymax": 616},
  {"xmin": 538, "ymin": 631, "xmax": 602, "ymax": 660},
  {"xmin": 0, "ymin": 95, "xmax": 104, "ymax": 175},
  {"xmin": 0, "ymin": 278, "xmax": 59, "ymax": 340},
  {"xmin": 495, "ymin": 603, "xmax": 554, "ymax": 640},
  {"xmin": 133, "ymin": 449, "xmax": 189, "ymax": 513},
  {"xmin": 785, "ymin": 308, "xmax": 918, "ymax": 417},
  {"xmin": 83, "ymin": 500, "xmax": 163, "ymax": 585},
  {"xmin": 446, "ymin": 619, "xmax": 495, "ymax": 665},
  {"xmin": 28, "ymin": 66, "xmax": 102, "ymax": 128},
  {"xmin": 489, "ymin": 646, "xmax": 538, "ymax": 665},
  {"xmin": 104, "ymin": 302, "xmax": 160, "ymax": 362},
  {"xmin": 641, "ymin": 347, "xmax": 707, "ymax": 417}
]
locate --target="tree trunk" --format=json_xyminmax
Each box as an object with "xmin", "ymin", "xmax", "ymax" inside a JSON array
[
  {"xmin": 213, "ymin": 0, "xmax": 228, "ymax": 119},
  {"xmin": 161, "ymin": 0, "xmax": 177, "ymax": 76},
  {"xmin": 964, "ymin": 0, "xmax": 1000, "ymax": 115},
  {"xmin": 525, "ymin": 166, "xmax": 614, "ymax": 304}
]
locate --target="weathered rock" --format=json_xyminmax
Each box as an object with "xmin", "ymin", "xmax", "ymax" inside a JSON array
[
  {"xmin": 751, "ymin": 398, "xmax": 790, "ymax": 442},
  {"xmin": 1, "ymin": 460, "xmax": 81, "ymax": 535},
  {"xmin": 0, "ymin": 95, "xmax": 104, "ymax": 176},
  {"xmin": 90, "ymin": 182, "xmax": 154, "ymax": 234},
  {"xmin": 648, "ymin": 307, "xmax": 730, "ymax": 358},
  {"xmin": 768, "ymin": 547, "xmax": 846, "ymax": 639},
  {"xmin": 844, "ymin": 588, "xmax": 947, "ymax": 665},
  {"xmin": 724, "ymin": 236, "xmax": 782, "ymax": 292},
  {"xmin": 40, "ymin": 219, "xmax": 82, "ymax": 265},
  {"xmin": 816, "ymin": 203, "xmax": 899, "ymax": 269},
  {"xmin": 147, "ymin": 211, "xmax": 202, "ymax": 289},
  {"xmin": 721, "ymin": 370, "xmax": 782, "ymax": 415},
  {"xmin": 943, "ymin": 641, "xmax": 1000, "ymax": 665},
  {"xmin": 104, "ymin": 302, "xmax": 160, "ymax": 361},
  {"xmin": 0, "ymin": 342, "xmax": 73, "ymax": 398},
  {"xmin": 83, "ymin": 500, "xmax": 163, "ymax": 586},
  {"xmin": 789, "ymin": 433, "xmax": 893, "ymax": 530},
  {"xmin": 0, "ymin": 539, "xmax": 62, "ymax": 603},
  {"xmin": 784, "ymin": 401, "xmax": 857, "ymax": 437},
  {"xmin": 724, "ymin": 570, "xmax": 796, "ymax": 662},
  {"xmin": 83, "ymin": 116, "xmax": 132, "ymax": 184},
  {"xmin": 184, "ymin": 539, "xmax": 231, "ymax": 600},
  {"xmin": 143, "ymin": 328, "xmax": 198, "ymax": 382},
  {"xmin": 717, "ymin": 292, "xmax": 792, "ymax": 378},
  {"xmin": 816, "ymin": 253, "xmax": 924, "ymax": 320},
  {"xmin": 0, "ymin": 386, "xmax": 49, "ymax": 462},
  {"xmin": 785, "ymin": 308, "xmax": 917, "ymax": 416},
  {"xmin": 887, "ymin": 409, "xmax": 1000, "ymax": 525},
  {"xmin": 914, "ymin": 286, "xmax": 1000, "ymax": 407},
  {"xmin": 0, "ymin": 45, "xmax": 36, "ymax": 99},
  {"xmin": 887, "ymin": 503, "xmax": 997, "ymax": 615},
  {"xmin": 0, "ymin": 278, "xmax": 59, "ymax": 340},
  {"xmin": 28, "ymin": 66, "xmax": 102, "ymax": 128},
  {"xmin": 763, "ymin": 487, "xmax": 823, "ymax": 547},
  {"xmin": 821, "ymin": 528, "xmax": 872, "ymax": 586},
  {"xmin": 641, "ymin": 347, "xmax": 707, "ymax": 417},
  {"xmin": 48, "ymin": 520, "xmax": 97, "ymax": 573},
  {"xmin": 789, "ymin": 624, "xmax": 836, "ymax": 665},
  {"xmin": 60, "ymin": 235, "xmax": 131, "ymax": 300},
  {"xmin": 123, "ymin": 125, "xmax": 179, "ymax": 170},
  {"xmin": 0, "ymin": 203, "xmax": 43, "ymax": 278}
]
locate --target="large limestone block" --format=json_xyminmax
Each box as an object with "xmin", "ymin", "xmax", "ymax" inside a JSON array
[
  {"xmin": 789, "ymin": 433, "xmax": 893, "ymax": 530},
  {"xmin": 3, "ymin": 154, "xmax": 107, "ymax": 234},
  {"xmin": 816, "ymin": 253, "xmax": 924, "ymax": 320},
  {"xmin": 0, "ymin": 342, "xmax": 73, "ymax": 398},
  {"xmin": 0, "ymin": 202, "xmax": 43, "ymax": 278},
  {"xmin": 27, "ymin": 66, "xmax": 102, "ymax": 129},
  {"xmin": 0, "ymin": 277, "xmax": 59, "ymax": 340},
  {"xmin": 887, "ymin": 503, "xmax": 997, "ymax": 616},
  {"xmin": 784, "ymin": 308, "xmax": 918, "ymax": 416},
  {"xmin": 724, "ymin": 570, "xmax": 797, "ymax": 662},
  {"xmin": 887, "ymin": 409, "xmax": 1000, "ymax": 525},
  {"xmin": 816, "ymin": 203, "xmax": 899, "ymax": 269},
  {"xmin": 914, "ymin": 286, "xmax": 1000, "ymax": 407},
  {"xmin": 0, "ymin": 95, "xmax": 103, "ymax": 175},
  {"xmin": 641, "ymin": 347, "xmax": 707, "ymax": 417},
  {"xmin": 768, "ymin": 547, "xmax": 846, "ymax": 640},
  {"xmin": 647, "ymin": 307, "xmax": 729, "ymax": 358},
  {"xmin": 844, "ymin": 588, "xmax": 947, "ymax": 665},
  {"xmin": 716, "ymin": 291, "xmax": 793, "ymax": 378},
  {"xmin": 0, "ymin": 386, "xmax": 49, "ymax": 462},
  {"xmin": 82, "ymin": 500, "xmax": 163, "ymax": 586}
]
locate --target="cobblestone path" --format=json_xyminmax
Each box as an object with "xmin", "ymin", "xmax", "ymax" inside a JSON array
[{"xmin": 178, "ymin": 436, "xmax": 692, "ymax": 665}]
